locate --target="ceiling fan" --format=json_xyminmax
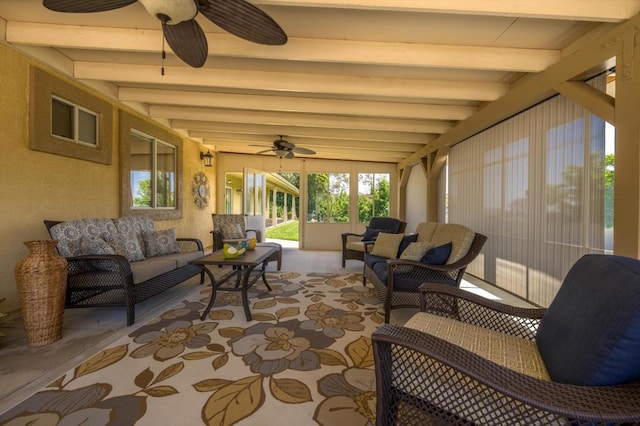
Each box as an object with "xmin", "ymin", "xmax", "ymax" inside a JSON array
[
  {"xmin": 42, "ymin": 0, "xmax": 288, "ymax": 68},
  {"xmin": 253, "ymin": 136, "xmax": 316, "ymax": 159}
]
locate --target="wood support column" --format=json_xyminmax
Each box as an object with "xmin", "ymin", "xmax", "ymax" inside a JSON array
[{"xmin": 614, "ymin": 30, "xmax": 640, "ymax": 257}]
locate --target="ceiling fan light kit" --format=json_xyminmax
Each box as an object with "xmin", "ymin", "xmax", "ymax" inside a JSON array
[{"xmin": 138, "ymin": 0, "xmax": 197, "ymax": 24}]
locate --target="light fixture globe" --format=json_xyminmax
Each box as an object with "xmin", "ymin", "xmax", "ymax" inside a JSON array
[{"xmin": 138, "ymin": 0, "xmax": 197, "ymax": 24}]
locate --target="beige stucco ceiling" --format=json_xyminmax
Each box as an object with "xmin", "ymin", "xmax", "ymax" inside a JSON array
[{"xmin": 0, "ymin": 0, "xmax": 634, "ymax": 164}]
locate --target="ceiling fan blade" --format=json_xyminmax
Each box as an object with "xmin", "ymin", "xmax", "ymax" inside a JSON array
[
  {"xmin": 43, "ymin": 0, "xmax": 136, "ymax": 13},
  {"xmin": 200, "ymin": 0, "xmax": 287, "ymax": 46},
  {"xmin": 162, "ymin": 19, "xmax": 208, "ymax": 68},
  {"xmin": 256, "ymin": 148, "xmax": 275, "ymax": 155},
  {"xmin": 292, "ymin": 146, "xmax": 316, "ymax": 155}
]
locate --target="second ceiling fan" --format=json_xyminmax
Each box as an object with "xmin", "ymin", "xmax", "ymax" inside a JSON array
[
  {"xmin": 254, "ymin": 136, "xmax": 316, "ymax": 159},
  {"xmin": 42, "ymin": 0, "xmax": 288, "ymax": 68}
]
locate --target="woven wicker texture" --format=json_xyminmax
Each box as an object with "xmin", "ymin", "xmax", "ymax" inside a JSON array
[
  {"xmin": 365, "ymin": 232, "xmax": 487, "ymax": 322},
  {"xmin": 14, "ymin": 240, "xmax": 68, "ymax": 347},
  {"xmin": 44, "ymin": 220, "xmax": 204, "ymax": 326},
  {"xmin": 372, "ymin": 283, "xmax": 640, "ymax": 425}
]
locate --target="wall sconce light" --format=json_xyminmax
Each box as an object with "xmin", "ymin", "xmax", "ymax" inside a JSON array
[{"xmin": 200, "ymin": 150, "xmax": 213, "ymax": 167}]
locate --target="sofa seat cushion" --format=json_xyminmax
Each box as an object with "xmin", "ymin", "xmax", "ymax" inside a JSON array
[
  {"xmin": 406, "ymin": 312, "xmax": 550, "ymax": 381},
  {"xmin": 372, "ymin": 261, "xmax": 389, "ymax": 284},
  {"xmin": 536, "ymin": 254, "xmax": 640, "ymax": 386},
  {"xmin": 365, "ymin": 253, "xmax": 388, "ymax": 269},
  {"xmin": 50, "ymin": 218, "xmax": 118, "ymax": 257},
  {"xmin": 130, "ymin": 257, "xmax": 177, "ymax": 284},
  {"xmin": 160, "ymin": 250, "xmax": 205, "ymax": 268}
]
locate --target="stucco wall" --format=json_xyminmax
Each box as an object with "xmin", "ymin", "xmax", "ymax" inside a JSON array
[{"xmin": 0, "ymin": 43, "xmax": 216, "ymax": 313}]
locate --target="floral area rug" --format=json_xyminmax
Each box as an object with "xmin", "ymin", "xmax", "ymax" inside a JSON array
[{"xmin": 0, "ymin": 271, "xmax": 385, "ymax": 425}]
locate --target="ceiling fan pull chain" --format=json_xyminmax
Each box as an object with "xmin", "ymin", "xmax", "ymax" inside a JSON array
[{"xmin": 161, "ymin": 21, "xmax": 166, "ymax": 76}]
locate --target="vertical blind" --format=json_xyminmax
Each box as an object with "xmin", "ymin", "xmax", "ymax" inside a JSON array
[{"xmin": 448, "ymin": 76, "xmax": 607, "ymax": 306}]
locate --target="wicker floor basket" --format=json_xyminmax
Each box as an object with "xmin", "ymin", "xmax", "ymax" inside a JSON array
[{"xmin": 14, "ymin": 240, "xmax": 68, "ymax": 347}]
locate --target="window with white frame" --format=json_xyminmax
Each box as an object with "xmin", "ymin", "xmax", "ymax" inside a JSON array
[
  {"xmin": 51, "ymin": 95, "xmax": 98, "ymax": 147},
  {"xmin": 129, "ymin": 130, "xmax": 176, "ymax": 209},
  {"xmin": 358, "ymin": 173, "xmax": 390, "ymax": 222}
]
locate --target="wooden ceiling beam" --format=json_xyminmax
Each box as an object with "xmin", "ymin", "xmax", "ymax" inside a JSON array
[
  {"xmin": 119, "ymin": 87, "xmax": 477, "ymax": 121},
  {"xmin": 191, "ymin": 131, "xmax": 425, "ymax": 151},
  {"xmin": 152, "ymin": 105, "xmax": 453, "ymax": 133},
  {"xmin": 75, "ymin": 62, "xmax": 507, "ymax": 102},
  {"xmin": 172, "ymin": 120, "xmax": 435, "ymax": 144},
  {"xmin": 7, "ymin": 22, "xmax": 558, "ymax": 72},
  {"xmin": 255, "ymin": 0, "xmax": 640, "ymax": 22}
]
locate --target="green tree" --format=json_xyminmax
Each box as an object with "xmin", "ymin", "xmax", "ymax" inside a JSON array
[
  {"xmin": 134, "ymin": 178, "xmax": 151, "ymax": 207},
  {"xmin": 605, "ymin": 153, "xmax": 614, "ymax": 228}
]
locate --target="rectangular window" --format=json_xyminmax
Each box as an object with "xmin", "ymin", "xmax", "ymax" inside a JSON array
[
  {"xmin": 129, "ymin": 130, "xmax": 176, "ymax": 210},
  {"xmin": 358, "ymin": 173, "xmax": 390, "ymax": 222},
  {"xmin": 307, "ymin": 173, "xmax": 349, "ymax": 223},
  {"xmin": 51, "ymin": 96, "xmax": 98, "ymax": 147}
]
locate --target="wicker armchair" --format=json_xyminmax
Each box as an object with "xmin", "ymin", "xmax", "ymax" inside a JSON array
[
  {"xmin": 341, "ymin": 217, "xmax": 406, "ymax": 266},
  {"xmin": 211, "ymin": 214, "xmax": 262, "ymax": 251},
  {"xmin": 372, "ymin": 254, "xmax": 640, "ymax": 425}
]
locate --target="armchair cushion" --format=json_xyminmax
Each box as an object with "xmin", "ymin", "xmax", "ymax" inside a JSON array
[
  {"xmin": 406, "ymin": 312, "xmax": 550, "ymax": 381},
  {"xmin": 370, "ymin": 233, "xmax": 404, "ymax": 259},
  {"xmin": 361, "ymin": 226, "xmax": 383, "ymax": 241},
  {"xmin": 536, "ymin": 254, "xmax": 640, "ymax": 386},
  {"xmin": 221, "ymin": 223, "xmax": 245, "ymax": 239},
  {"xmin": 369, "ymin": 217, "xmax": 403, "ymax": 234}
]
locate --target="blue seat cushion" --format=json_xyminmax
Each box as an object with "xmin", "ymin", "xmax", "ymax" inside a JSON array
[
  {"xmin": 365, "ymin": 253, "xmax": 389, "ymax": 269},
  {"xmin": 536, "ymin": 254, "xmax": 640, "ymax": 386},
  {"xmin": 372, "ymin": 260, "xmax": 454, "ymax": 289},
  {"xmin": 372, "ymin": 261, "xmax": 389, "ymax": 284}
]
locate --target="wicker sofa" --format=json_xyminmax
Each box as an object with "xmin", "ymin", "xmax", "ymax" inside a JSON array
[
  {"xmin": 45, "ymin": 216, "xmax": 204, "ymax": 325},
  {"xmin": 363, "ymin": 222, "xmax": 486, "ymax": 322}
]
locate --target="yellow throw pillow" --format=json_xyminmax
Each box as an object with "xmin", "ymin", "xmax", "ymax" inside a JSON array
[{"xmin": 370, "ymin": 232, "xmax": 405, "ymax": 259}]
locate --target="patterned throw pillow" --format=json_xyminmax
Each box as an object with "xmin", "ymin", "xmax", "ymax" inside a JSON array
[
  {"xmin": 395, "ymin": 242, "xmax": 436, "ymax": 273},
  {"xmin": 222, "ymin": 223, "xmax": 245, "ymax": 239},
  {"xmin": 370, "ymin": 233, "xmax": 405, "ymax": 259},
  {"xmin": 143, "ymin": 228, "xmax": 181, "ymax": 257},
  {"xmin": 104, "ymin": 231, "xmax": 145, "ymax": 262},
  {"xmin": 79, "ymin": 236, "xmax": 116, "ymax": 255}
]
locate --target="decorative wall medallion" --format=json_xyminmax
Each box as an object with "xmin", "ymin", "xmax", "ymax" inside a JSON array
[{"xmin": 192, "ymin": 171, "xmax": 210, "ymax": 210}]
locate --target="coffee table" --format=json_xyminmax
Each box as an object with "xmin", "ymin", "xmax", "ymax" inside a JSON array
[{"xmin": 189, "ymin": 245, "xmax": 277, "ymax": 321}]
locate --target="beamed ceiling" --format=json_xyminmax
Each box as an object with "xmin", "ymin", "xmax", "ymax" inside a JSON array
[{"xmin": 1, "ymin": 1, "xmax": 636, "ymax": 165}]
